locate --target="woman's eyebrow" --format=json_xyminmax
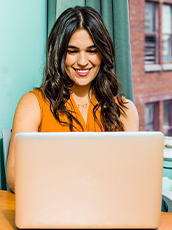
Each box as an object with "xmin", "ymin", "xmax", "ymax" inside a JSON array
[
  {"xmin": 67, "ymin": 45, "xmax": 78, "ymax": 49},
  {"xmin": 87, "ymin": 45, "xmax": 96, "ymax": 49},
  {"xmin": 67, "ymin": 45, "xmax": 96, "ymax": 49}
]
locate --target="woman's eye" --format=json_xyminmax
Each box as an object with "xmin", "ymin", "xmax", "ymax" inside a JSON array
[
  {"xmin": 67, "ymin": 50, "xmax": 78, "ymax": 54},
  {"xmin": 88, "ymin": 49, "xmax": 97, "ymax": 53}
]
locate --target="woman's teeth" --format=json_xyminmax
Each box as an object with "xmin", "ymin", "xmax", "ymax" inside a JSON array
[{"xmin": 76, "ymin": 69, "xmax": 90, "ymax": 73}]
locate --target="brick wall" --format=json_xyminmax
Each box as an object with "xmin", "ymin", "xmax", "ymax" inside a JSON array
[{"xmin": 129, "ymin": 0, "xmax": 172, "ymax": 132}]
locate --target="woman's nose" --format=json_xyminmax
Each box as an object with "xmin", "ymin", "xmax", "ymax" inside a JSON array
[{"xmin": 77, "ymin": 52, "xmax": 88, "ymax": 66}]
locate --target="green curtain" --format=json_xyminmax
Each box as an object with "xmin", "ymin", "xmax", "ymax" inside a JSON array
[{"xmin": 47, "ymin": 0, "xmax": 133, "ymax": 101}]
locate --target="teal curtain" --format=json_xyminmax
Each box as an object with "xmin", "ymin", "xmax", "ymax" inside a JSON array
[{"xmin": 47, "ymin": 0, "xmax": 133, "ymax": 101}]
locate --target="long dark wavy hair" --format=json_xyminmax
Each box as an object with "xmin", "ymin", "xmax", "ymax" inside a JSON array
[{"xmin": 41, "ymin": 5, "xmax": 127, "ymax": 131}]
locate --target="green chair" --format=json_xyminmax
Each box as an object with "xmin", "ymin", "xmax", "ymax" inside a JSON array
[
  {"xmin": 162, "ymin": 190, "xmax": 172, "ymax": 212},
  {"xmin": 2, "ymin": 128, "xmax": 12, "ymax": 191}
]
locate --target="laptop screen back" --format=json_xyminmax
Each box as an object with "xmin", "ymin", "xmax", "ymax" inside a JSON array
[{"xmin": 15, "ymin": 132, "xmax": 164, "ymax": 229}]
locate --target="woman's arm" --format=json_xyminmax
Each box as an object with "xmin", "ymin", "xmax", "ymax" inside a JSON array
[
  {"xmin": 120, "ymin": 99, "xmax": 139, "ymax": 131},
  {"xmin": 6, "ymin": 92, "xmax": 41, "ymax": 192}
]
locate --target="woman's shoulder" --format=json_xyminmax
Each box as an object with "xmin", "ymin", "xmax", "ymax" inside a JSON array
[
  {"xmin": 16, "ymin": 88, "xmax": 46, "ymax": 110},
  {"xmin": 29, "ymin": 88, "xmax": 51, "ymax": 108},
  {"xmin": 120, "ymin": 98, "xmax": 139, "ymax": 131},
  {"xmin": 114, "ymin": 95, "xmax": 137, "ymax": 116},
  {"xmin": 15, "ymin": 91, "xmax": 41, "ymax": 119},
  {"xmin": 11, "ymin": 91, "xmax": 42, "ymax": 134},
  {"xmin": 18, "ymin": 91, "xmax": 40, "ymax": 107},
  {"xmin": 124, "ymin": 98, "xmax": 138, "ymax": 114},
  {"xmin": 30, "ymin": 88, "xmax": 45, "ymax": 101}
]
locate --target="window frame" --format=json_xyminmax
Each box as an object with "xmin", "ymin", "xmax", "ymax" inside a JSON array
[
  {"xmin": 162, "ymin": 4, "xmax": 172, "ymax": 64},
  {"xmin": 163, "ymin": 100, "xmax": 172, "ymax": 136},
  {"xmin": 145, "ymin": 102, "xmax": 159, "ymax": 131},
  {"xmin": 145, "ymin": 1, "xmax": 159, "ymax": 65}
]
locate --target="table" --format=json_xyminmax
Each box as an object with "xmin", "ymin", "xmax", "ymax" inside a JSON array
[{"xmin": 0, "ymin": 190, "xmax": 172, "ymax": 230}]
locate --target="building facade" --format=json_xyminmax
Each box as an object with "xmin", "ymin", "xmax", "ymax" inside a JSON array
[{"xmin": 129, "ymin": 0, "xmax": 172, "ymax": 136}]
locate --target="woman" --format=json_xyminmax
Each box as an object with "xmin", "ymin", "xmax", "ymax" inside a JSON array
[{"xmin": 6, "ymin": 6, "xmax": 139, "ymax": 192}]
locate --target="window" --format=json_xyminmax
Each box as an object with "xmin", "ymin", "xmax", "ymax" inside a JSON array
[
  {"xmin": 145, "ymin": 2, "xmax": 158, "ymax": 64},
  {"xmin": 163, "ymin": 100, "xmax": 172, "ymax": 136},
  {"xmin": 162, "ymin": 5, "xmax": 172, "ymax": 63},
  {"xmin": 145, "ymin": 102, "xmax": 159, "ymax": 131}
]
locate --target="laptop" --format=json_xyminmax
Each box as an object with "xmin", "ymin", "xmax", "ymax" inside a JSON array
[{"xmin": 15, "ymin": 131, "xmax": 164, "ymax": 229}]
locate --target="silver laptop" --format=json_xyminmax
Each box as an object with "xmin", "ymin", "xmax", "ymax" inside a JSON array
[{"xmin": 15, "ymin": 132, "xmax": 164, "ymax": 229}]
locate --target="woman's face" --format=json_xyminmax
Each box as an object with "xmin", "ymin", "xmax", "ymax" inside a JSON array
[{"xmin": 65, "ymin": 29, "xmax": 101, "ymax": 89}]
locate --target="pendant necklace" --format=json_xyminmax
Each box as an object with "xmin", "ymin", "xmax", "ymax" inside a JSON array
[{"xmin": 76, "ymin": 99, "xmax": 91, "ymax": 108}]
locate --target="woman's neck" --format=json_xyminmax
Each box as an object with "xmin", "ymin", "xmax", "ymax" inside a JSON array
[{"xmin": 70, "ymin": 84, "xmax": 92, "ymax": 105}]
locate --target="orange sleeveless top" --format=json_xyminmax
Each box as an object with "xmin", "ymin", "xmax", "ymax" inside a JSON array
[{"xmin": 30, "ymin": 89, "xmax": 104, "ymax": 132}]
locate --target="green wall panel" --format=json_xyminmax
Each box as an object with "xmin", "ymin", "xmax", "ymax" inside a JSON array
[{"xmin": 0, "ymin": 0, "xmax": 47, "ymax": 190}]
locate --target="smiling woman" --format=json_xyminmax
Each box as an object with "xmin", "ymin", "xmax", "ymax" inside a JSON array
[{"xmin": 6, "ymin": 6, "xmax": 139, "ymax": 192}]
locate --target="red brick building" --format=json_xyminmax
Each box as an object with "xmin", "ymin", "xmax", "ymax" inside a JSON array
[{"xmin": 129, "ymin": 0, "xmax": 172, "ymax": 135}]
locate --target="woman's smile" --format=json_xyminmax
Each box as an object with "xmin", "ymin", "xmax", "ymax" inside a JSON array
[{"xmin": 73, "ymin": 67, "xmax": 92, "ymax": 76}]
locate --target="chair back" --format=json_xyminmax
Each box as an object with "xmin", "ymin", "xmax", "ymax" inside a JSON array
[{"xmin": 2, "ymin": 129, "xmax": 12, "ymax": 191}]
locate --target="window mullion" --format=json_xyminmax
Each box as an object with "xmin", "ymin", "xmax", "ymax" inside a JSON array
[
  {"xmin": 155, "ymin": 3, "xmax": 159, "ymax": 64},
  {"xmin": 171, "ymin": 6, "xmax": 172, "ymax": 63}
]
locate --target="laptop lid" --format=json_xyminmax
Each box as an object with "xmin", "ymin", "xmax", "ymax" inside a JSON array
[{"xmin": 15, "ymin": 131, "xmax": 164, "ymax": 229}]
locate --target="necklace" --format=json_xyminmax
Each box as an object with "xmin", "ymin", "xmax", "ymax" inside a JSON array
[{"xmin": 76, "ymin": 99, "xmax": 91, "ymax": 108}]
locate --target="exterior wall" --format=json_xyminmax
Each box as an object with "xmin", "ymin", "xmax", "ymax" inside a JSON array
[{"xmin": 129, "ymin": 0, "xmax": 172, "ymax": 132}]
